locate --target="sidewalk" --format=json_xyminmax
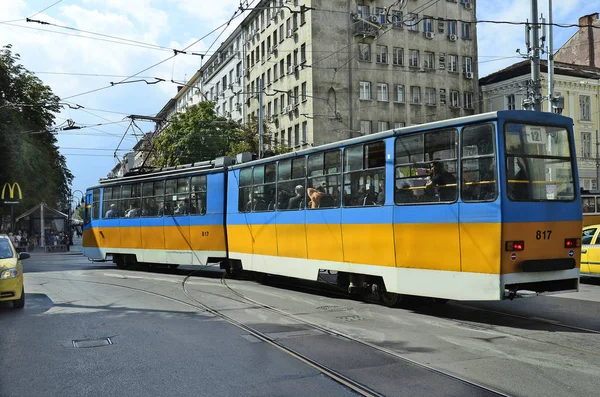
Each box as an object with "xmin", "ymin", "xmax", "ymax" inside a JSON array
[{"xmin": 28, "ymin": 236, "xmax": 83, "ymax": 256}]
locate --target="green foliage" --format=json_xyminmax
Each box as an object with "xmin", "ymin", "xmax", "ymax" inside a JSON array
[
  {"xmin": 0, "ymin": 45, "xmax": 73, "ymax": 226},
  {"xmin": 228, "ymin": 116, "xmax": 291, "ymax": 158},
  {"xmin": 151, "ymin": 101, "xmax": 239, "ymax": 167}
]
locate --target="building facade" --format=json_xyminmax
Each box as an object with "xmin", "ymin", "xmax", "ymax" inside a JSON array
[
  {"xmin": 152, "ymin": 0, "xmax": 479, "ymax": 153},
  {"xmin": 480, "ymin": 60, "xmax": 600, "ymax": 190},
  {"xmin": 243, "ymin": 0, "xmax": 479, "ymax": 148},
  {"xmin": 555, "ymin": 13, "xmax": 600, "ymax": 69}
]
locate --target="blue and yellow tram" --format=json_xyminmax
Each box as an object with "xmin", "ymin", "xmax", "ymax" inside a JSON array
[{"xmin": 83, "ymin": 110, "xmax": 582, "ymax": 303}]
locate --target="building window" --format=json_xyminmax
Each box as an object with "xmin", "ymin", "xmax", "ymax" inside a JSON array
[
  {"xmin": 447, "ymin": 20, "xmax": 457, "ymax": 36},
  {"xmin": 450, "ymin": 90, "xmax": 460, "ymax": 107},
  {"xmin": 448, "ymin": 54, "xmax": 458, "ymax": 72},
  {"xmin": 463, "ymin": 56, "xmax": 472, "ymax": 74},
  {"xmin": 377, "ymin": 121, "xmax": 389, "ymax": 132},
  {"xmin": 580, "ymin": 95, "xmax": 591, "ymax": 121},
  {"xmin": 582, "ymin": 131, "xmax": 592, "ymax": 158},
  {"xmin": 294, "ymin": 124, "xmax": 300, "ymax": 146},
  {"xmin": 301, "ymin": 82, "xmax": 307, "ymax": 102},
  {"xmin": 409, "ymin": 49, "xmax": 419, "ymax": 67},
  {"xmin": 377, "ymin": 83, "xmax": 389, "ymax": 101},
  {"xmin": 407, "ymin": 13, "xmax": 418, "ymax": 31},
  {"xmin": 423, "ymin": 17, "xmax": 433, "ymax": 33},
  {"xmin": 506, "ymin": 94, "xmax": 516, "ymax": 110},
  {"xmin": 411, "ymin": 86, "xmax": 421, "ymax": 104},
  {"xmin": 392, "ymin": 10, "xmax": 403, "ymax": 28},
  {"xmin": 395, "ymin": 85, "xmax": 405, "ymax": 103},
  {"xmin": 395, "ymin": 122, "xmax": 405, "ymax": 129},
  {"xmin": 425, "ymin": 87, "xmax": 436, "ymax": 105},
  {"xmin": 375, "ymin": 7, "xmax": 386, "ymax": 25},
  {"xmin": 301, "ymin": 44, "xmax": 306, "ymax": 64},
  {"xmin": 358, "ymin": 43, "xmax": 371, "ymax": 62},
  {"xmin": 463, "ymin": 92, "xmax": 473, "ymax": 109},
  {"xmin": 392, "ymin": 47, "xmax": 403, "ymax": 66},
  {"xmin": 461, "ymin": 23, "xmax": 471, "ymax": 39},
  {"xmin": 360, "ymin": 120, "xmax": 372, "ymax": 135},
  {"xmin": 360, "ymin": 81, "xmax": 371, "ymax": 100},
  {"xmin": 302, "ymin": 121, "xmax": 308, "ymax": 142},
  {"xmin": 376, "ymin": 45, "xmax": 388, "ymax": 64},
  {"xmin": 423, "ymin": 52, "xmax": 435, "ymax": 69}
]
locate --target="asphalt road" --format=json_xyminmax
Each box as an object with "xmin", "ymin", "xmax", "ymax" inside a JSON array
[{"xmin": 2, "ymin": 251, "xmax": 600, "ymax": 397}]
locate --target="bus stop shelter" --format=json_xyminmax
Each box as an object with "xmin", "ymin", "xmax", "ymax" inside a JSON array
[{"xmin": 15, "ymin": 202, "xmax": 68, "ymax": 248}]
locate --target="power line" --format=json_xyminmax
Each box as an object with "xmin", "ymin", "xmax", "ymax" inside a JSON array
[
  {"xmin": 30, "ymin": 0, "xmax": 63, "ymax": 19},
  {"xmin": 59, "ymin": 3, "xmax": 255, "ymax": 101},
  {"xmin": 25, "ymin": 17, "xmax": 202, "ymax": 55}
]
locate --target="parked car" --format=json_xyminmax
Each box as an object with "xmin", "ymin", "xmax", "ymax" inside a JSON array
[
  {"xmin": 0, "ymin": 234, "xmax": 29, "ymax": 309},
  {"xmin": 581, "ymin": 225, "xmax": 600, "ymax": 277}
]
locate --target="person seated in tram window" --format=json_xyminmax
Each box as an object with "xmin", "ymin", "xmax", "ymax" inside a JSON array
[
  {"xmin": 307, "ymin": 184, "xmax": 335, "ymax": 208},
  {"xmin": 425, "ymin": 159, "xmax": 457, "ymax": 201},
  {"xmin": 174, "ymin": 198, "xmax": 189, "ymax": 215},
  {"xmin": 511, "ymin": 157, "xmax": 530, "ymax": 200},
  {"xmin": 246, "ymin": 192, "xmax": 255, "ymax": 212},
  {"xmin": 158, "ymin": 202, "xmax": 173, "ymax": 216},
  {"xmin": 105, "ymin": 203, "xmax": 119, "ymax": 218},
  {"xmin": 376, "ymin": 181, "xmax": 385, "ymax": 205},
  {"xmin": 287, "ymin": 185, "xmax": 304, "ymax": 209},
  {"xmin": 125, "ymin": 204, "xmax": 140, "ymax": 218}
]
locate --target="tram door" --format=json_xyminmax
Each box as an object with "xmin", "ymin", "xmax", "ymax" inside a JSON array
[{"xmin": 458, "ymin": 123, "xmax": 501, "ymax": 274}]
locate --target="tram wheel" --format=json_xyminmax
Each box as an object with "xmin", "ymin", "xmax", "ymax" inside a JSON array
[
  {"xmin": 380, "ymin": 291, "xmax": 403, "ymax": 308},
  {"xmin": 255, "ymin": 272, "xmax": 269, "ymax": 284},
  {"xmin": 115, "ymin": 255, "xmax": 126, "ymax": 269}
]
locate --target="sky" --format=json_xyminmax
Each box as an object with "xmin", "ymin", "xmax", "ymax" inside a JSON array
[{"xmin": 1, "ymin": 0, "xmax": 598, "ymax": 201}]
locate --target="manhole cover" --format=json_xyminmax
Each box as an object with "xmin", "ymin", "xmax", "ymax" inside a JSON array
[
  {"xmin": 336, "ymin": 315, "xmax": 362, "ymax": 322},
  {"xmin": 316, "ymin": 305, "xmax": 351, "ymax": 312},
  {"xmin": 72, "ymin": 337, "xmax": 113, "ymax": 348}
]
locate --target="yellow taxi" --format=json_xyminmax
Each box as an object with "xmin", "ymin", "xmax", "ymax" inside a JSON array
[
  {"xmin": 0, "ymin": 234, "xmax": 29, "ymax": 309},
  {"xmin": 581, "ymin": 225, "xmax": 600, "ymax": 277}
]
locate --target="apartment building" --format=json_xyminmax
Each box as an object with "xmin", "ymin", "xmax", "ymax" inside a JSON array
[
  {"xmin": 152, "ymin": 0, "xmax": 478, "ymax": 154},
  {"xmin": 480, "ymin": 60, "xmax": 600, "ymax": 190},
  {"xmin": 243, "ymin": 0, "xmax": 478, "ymax": 149}
]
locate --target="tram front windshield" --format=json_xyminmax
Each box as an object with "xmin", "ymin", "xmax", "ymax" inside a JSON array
[{"xmin": 505, "ymin": 123, "xmax": 575, "ymax": 201}]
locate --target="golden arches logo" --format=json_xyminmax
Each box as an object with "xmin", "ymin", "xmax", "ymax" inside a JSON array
[{"xmin": 1, "ymin": 182, "xmax": 23, "ymax": 200}]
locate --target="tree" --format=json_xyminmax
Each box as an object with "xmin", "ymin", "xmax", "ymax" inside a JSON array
[
  {"xmin": 151, "ymin": 101, "xmax": 239, "ymax": 167},
  {"xmin": 228, "ymin": 116, "xmax": 290, "ymax": 158},
  {"xmin": 0, "ymin": 45, "xmax": 73, "ymax": 229}
]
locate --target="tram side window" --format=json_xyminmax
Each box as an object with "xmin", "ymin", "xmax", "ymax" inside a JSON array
[
  {"xmin": 142, "ymin": 181, "xmax": 164, "ymax": 217},
  {"xmin": 252, "ymin": 163, "xmax": 276, "ymax": 212},
  {"xmin": 92, "ymin": 189, "xmax": 100, "ymax": 220},
  {"xmin": 102, "ymin": 186, "xmax": 121, "ymax": 218},
  {"xmin": 191, "ymin": 175, "xmax": 207, "ymax": 215},
  {"xmin": 169, "ymin": 178, "xmax": 190, "ymax": 216},
  {"xmin": 239, "ymin": 168, "xmax": 253, "ymax": 212},
  {"xmin": 583, "ymin": 197, "xmax": 596, "ymax": 213},
  {"xmin": 461, "ymin": 123, "xmax": 497, "ymax": 202},
  {"xmin": 307, "ymin": 150, "xmax": 341, "ymax": 209},
  {"xmin": 343, "ymin": 142, "xmax": 385, "ymax": 207},
  {"xmin": 395, "ymin": 128, "xmax": 458, "ymax": 204},
  {"xmin": 122, "ymin": 184, "xmax": 142, "ymax": 218},
  {"xmin": 277, "ymin": 158, "xmax": 306, "ymax": 211}
]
